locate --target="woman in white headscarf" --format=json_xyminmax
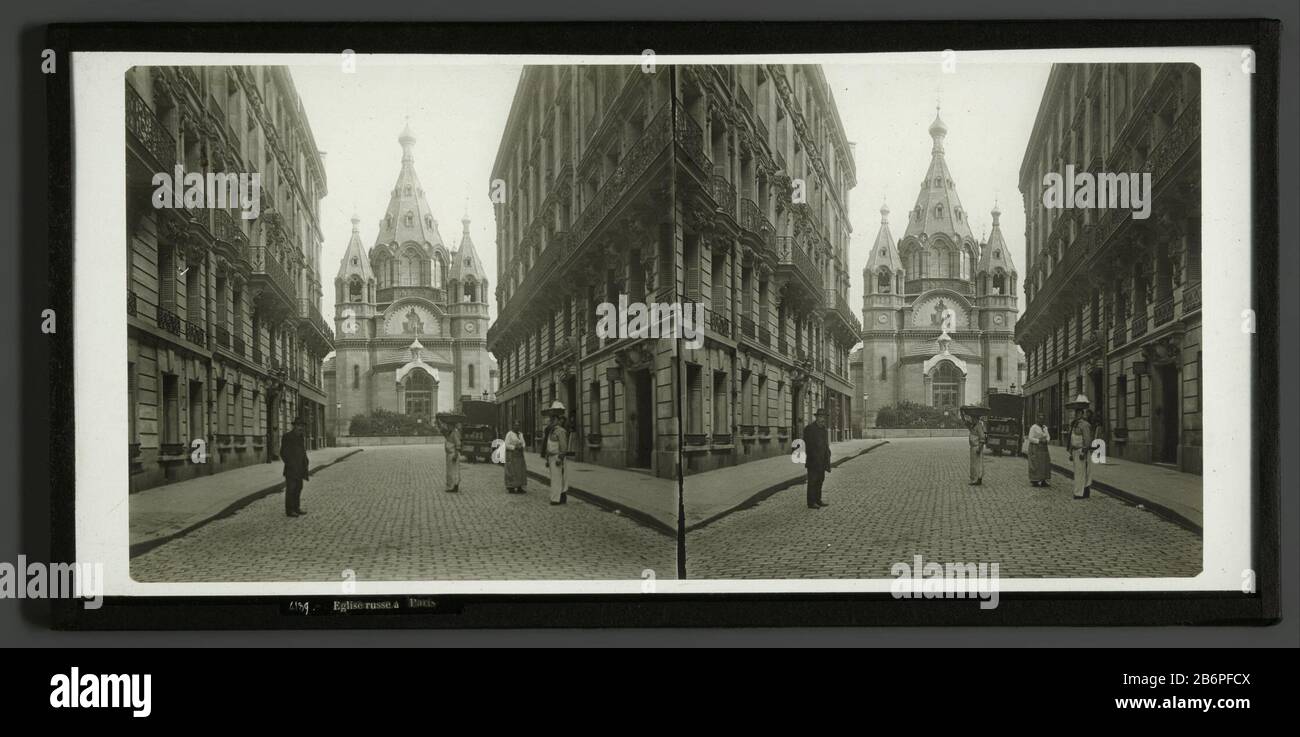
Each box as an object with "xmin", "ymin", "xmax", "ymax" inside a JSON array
[
  {"xmin": 1027, "ymin": 410, "xmax": 1052, "ymax": 487},
  {"xmin": 503, "ymin": 419, "xmax": 528, "ymax": 494}
]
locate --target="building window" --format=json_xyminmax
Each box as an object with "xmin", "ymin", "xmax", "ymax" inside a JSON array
[
  {"xmin": 687, "ymin": 364, "xmax": 703, "ymax": 433},
  {"xmin": 233, "ymin": 384, "xmax": 243, "ymax": 435},
  {"xmin": 468, "ymin": 364, "xmax": 476, "ymax": 389},
  {"xmin": 161, "ymin": 373, "xmax": 180, "ymax": 446},
  {"xmin": 128, "ymin": 362, "xmax": 137, "ymax": 443},
  {"xmin": 590, "ymin": 380, "xmax": 601, "ymax": 431},
  {"xmin": 880, "ymin": 357, "xmax": 888, "ymax": 381},
  {"xmin": 1135, "ymin": 372, "xmax": 1143, "ymax": 417},
  {"xmin": 684, "ymin": 233, "xmax": 701, "ymax": 302},
  {"xmin": 352, "ymin": 364, "xmax": 360, "ymax": 389},
  {"xmin": 996, "ymin": 356, "xmax": 1004, "ymax": 381},
  {"xmin": 713, "ymin": 372, "xmax": 728, "ymax": 433},
  {"xmin": 1116, "ymin": 374, "xmax": 1128, "ymax": 429}
]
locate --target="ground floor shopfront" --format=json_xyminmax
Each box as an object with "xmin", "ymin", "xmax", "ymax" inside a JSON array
[
  {"xmin": 495, "ymin": 336, "xmax": 679, "ymax": 480},
  {"xmin": 1022, "ymin": 319, "xmax": 1202, "ymax": 475},
  {"xmin": 129, "ymin": 327, "xmax": 329, "ymax": 493}
]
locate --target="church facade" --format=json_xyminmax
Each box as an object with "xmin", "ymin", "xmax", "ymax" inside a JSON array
[
  {"xmin": 324, "ymin": 124, "xmax": 493, "ymax": 440},
  {"xmin": 853, "ymin": 113, "xmax": 1023, "ymax": 431}
]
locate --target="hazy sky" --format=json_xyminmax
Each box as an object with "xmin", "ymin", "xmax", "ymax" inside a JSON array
[
  {"xmin": 289, "ymin": 60, "xmax": 1049, "ymax": 349},
  {"xmin": 290, "ymin": 62, "xmax": 522, "ymax": 327},
  {"xmin": 823, "ymin": 62, "xmax": 1051, "ymax": 326}
]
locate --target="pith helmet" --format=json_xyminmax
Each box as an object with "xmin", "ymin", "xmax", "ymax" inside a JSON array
[{"xmin": 1065, "ymin": 394, "xmax": 1091, "ymax": 409}]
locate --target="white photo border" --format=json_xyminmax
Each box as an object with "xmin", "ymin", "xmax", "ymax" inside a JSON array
[{"xmin": 74, "ymin": 47, "xmax": 1253, "ymax": 597}]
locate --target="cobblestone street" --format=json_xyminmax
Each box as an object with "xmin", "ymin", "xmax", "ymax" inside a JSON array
[
  {"xmin": 131, "ymin": 446, "xmax": 677, "ymax": 582},
  {"xmin": 686, "ymin": 438, "xmax": 1202, "ymax": 579}
]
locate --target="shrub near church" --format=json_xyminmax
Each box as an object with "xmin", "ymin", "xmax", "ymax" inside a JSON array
[
  {"xmin": 875, "ymin": 401, "xmax": 967, "ymax": 430},
  {"xmin": 348, "ymin": 409, "xmax": 438, "ymax": 436}
]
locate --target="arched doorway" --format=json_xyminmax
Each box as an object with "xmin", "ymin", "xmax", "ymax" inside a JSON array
[
  {"xmin": 930, "ymin": 360, "xmax": 964, "ymax": 411},
  {"xmin": 404, "ymin": 369, "xmax": 436, "ymax": 419}
]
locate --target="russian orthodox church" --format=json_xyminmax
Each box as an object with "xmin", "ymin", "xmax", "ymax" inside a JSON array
[
  {"xmin": 325, "ymin": 122, "xmax": 492, "ymax": 439},
  {"xmin": 854, "ymin": 111, "xmax": 1021, "ymax": 428}
]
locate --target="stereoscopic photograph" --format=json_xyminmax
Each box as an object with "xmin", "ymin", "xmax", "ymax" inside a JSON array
[{"xmin": 68, "ymin": 46, "xmax": 1252, "ymax": 602}]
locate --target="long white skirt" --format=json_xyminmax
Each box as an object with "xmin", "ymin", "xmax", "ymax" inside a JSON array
[
  {"xmin": 1072, "ymin": 451, "xmax": 1090, "ymax": 498},
  {"xmin": 548, "ymin": 456, "xmax": 567, "ymax": 503}
]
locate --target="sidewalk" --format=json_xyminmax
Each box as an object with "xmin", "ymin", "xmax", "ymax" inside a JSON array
[
  {"xmin": 522, "ymin": 453, "xmax": 678, "ymax": 536},
  {"xmin": 683, "ymin": 439, "xmax": 887, "ymax": 530},
  {"xmin": 1047, "ymin": 445, "xmax": 1203, "ymax": 532},
  {"xmin": 129, "ymin": 447, "xmax": 363, "ymax": 556}
]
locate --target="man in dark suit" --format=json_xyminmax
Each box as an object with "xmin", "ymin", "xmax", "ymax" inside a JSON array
[
  {"xmin": 281, "ymin": 415, "xmax": 310, "ymax": 517},
  {"xmin": 803, "ymin": 408, "xmax": 832, "ymax": 509}
]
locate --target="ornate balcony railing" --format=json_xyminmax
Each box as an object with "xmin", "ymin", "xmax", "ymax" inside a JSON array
[
  {"xmin": 706, "ymin": 308, "xmax": 732, "ymax": 339},
  {"xmin": 156, "ymin": 305, "xmax": 181, "ymax": 335},
  {"xmin": 185, "ymin": 321, "xmax": 206, "ymax": 347},
  {"xmin": 248, "ymin": 245, "xmax": 295, "ymax": 305},
  {"xmin": 252, "ymin": 346, "xmax": 263, "ymax": 365},
  {"xmin": 572, "ymin": 104, "xmax": 671, "ymax": 249},
  {"xmin": 712, "ymin": 433, "xmax": 733, "ymax": 446},
  {"xmin": 127, "ymin": 291, "xmax": 137, "ymax": 317},
  {"xmin": 1131, "ymin": 312, "xmax": 1148, "ymax": 340},
  {"xmin": 740, "ymin": 315, "xmax": 756, "ymax": 339},
  {"xmin": 215, "ymin": 325, "xmax": 231, "ymax": 348},
  {"xmin": 1153, "ymin": 296, "xmax": 1175, "ymax": 326},
  {"xmin": 777, "ymin": 336, "xmax": 788, "ymax": 355},
  {"xmin": 758, "ymin": 326, "xmax": 771, "ymax": 347},
  {"xmin": 1111, "ymin": 324, "xmax": 1127, "ymax": 348},
  {"xmin": 740, "ymin": 198, "xmax": 764, "ymax": 235},
  {"xmin": 684, "ymin": 433, "xmax": 710, "ymax": 447},
  {"xmin": 233, "ymin": 336, "xmax": 246, "ymax": 357},
  {"xmin": 711, "ymin": 174, "xmax": 735, "ymax": 217},
  {"xmin": 1147, "ymin": 99, "xmax": 1200, "ymax": 188},
  {"xmin": 126, "ymin": 85, "xmax": 176, "ymax": 170},
  {"xmin": 774, "ymin": 235, "xmax": 821, "ymax": 296},
  {"xmin": 298, "ymin": 298, "xmax": 335, "ymax": 346},
  {"xmin": 212, "ymin": 207, "xmax": 243, "ymax": 245},
  {"xmin": 673, "ymin": 110, "xmax": 710, "ymax": 173},
  {"xmin": 828, "ymin": 290, "xmax": 863, "ymax": 334},
  {"xmin": 1183, "ymin": 281, "xmax": 1201, "ymax": 313}
]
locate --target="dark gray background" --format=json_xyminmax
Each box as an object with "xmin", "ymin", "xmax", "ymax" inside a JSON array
[{"xmin": 3, "ymin": 0, "xmax": 1295, "ymax": 647}]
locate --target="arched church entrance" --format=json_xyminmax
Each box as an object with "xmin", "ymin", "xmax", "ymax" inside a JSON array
[{"xmin": 403, "ymin": 369, "xmax": 437, "ymax": 419}]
